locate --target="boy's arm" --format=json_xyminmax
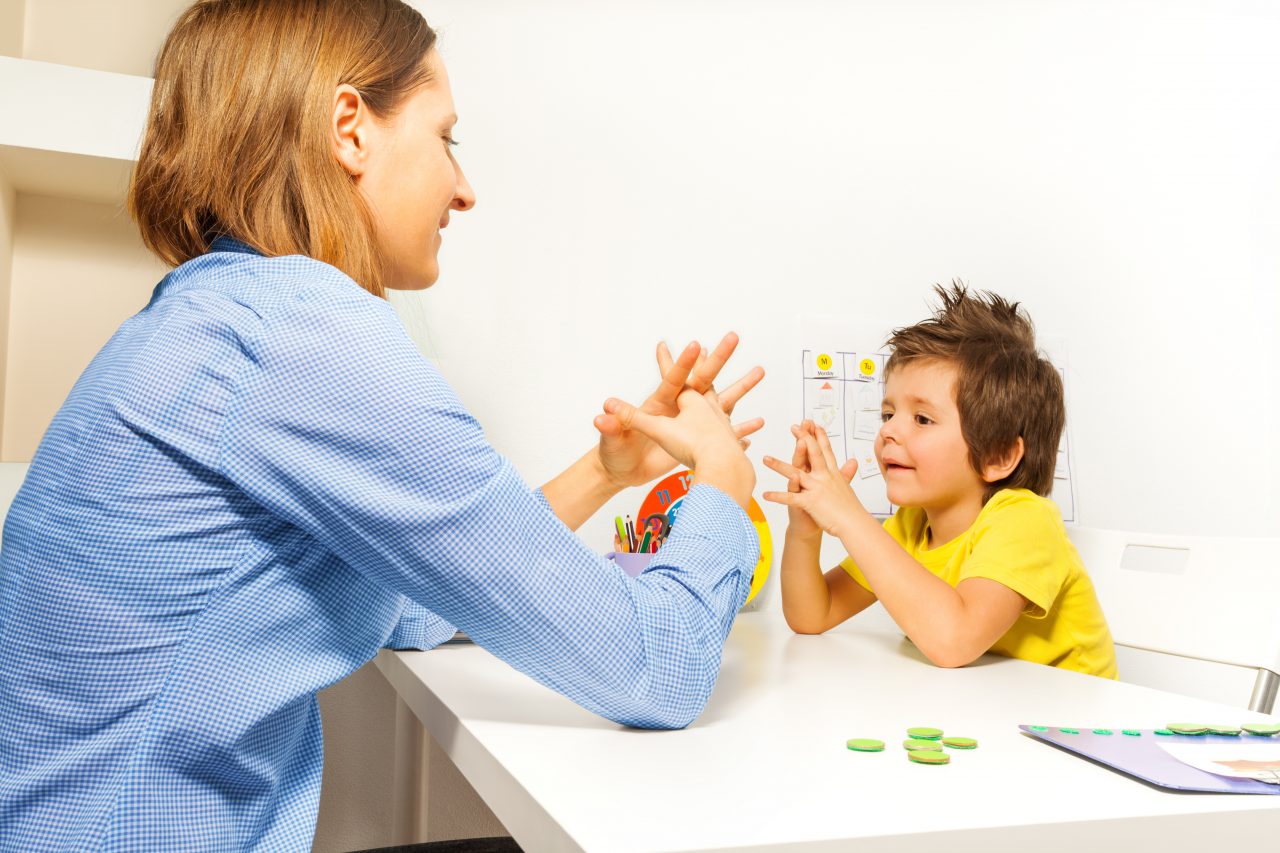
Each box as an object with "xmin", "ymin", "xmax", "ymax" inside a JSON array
[
  {"xmin": 780, "ymin": 526, "xmax": 877, "ymax": 634},
  {"xmin": 833, "ymin": 511, "xmax": 1025, "ymax": 667},
  {"xmin": 764, "ymin": 422, "xmax": 1024, "ymax": 665}
]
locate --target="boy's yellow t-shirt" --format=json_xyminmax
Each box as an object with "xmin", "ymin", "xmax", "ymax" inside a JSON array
[{"xmin": 839, "ymin": 488, "xmax": 1118, "ymax": 679}]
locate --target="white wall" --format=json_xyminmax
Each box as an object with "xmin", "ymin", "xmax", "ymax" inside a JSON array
[{"xmin": 401, "ymin": 0, "xmax": 1279, "ymax": 553}]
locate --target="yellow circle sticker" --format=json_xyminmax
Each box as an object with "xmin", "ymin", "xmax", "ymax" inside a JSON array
[
  {"xmin": 859, "ymin": 358, "xmax": 876, "ymax": 376},
  {"xmin": 817, "ymin": 353, "xmax": 833, "ymax": 371}
]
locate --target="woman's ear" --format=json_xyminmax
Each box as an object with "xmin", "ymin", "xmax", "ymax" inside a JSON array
[
  {"xmin": 981, "ymin": 436, "xmax": 1025, "ymax": 484},
  {"xmin": 332, "ymin": 84, "xmax": 369, "ymax": 177}
]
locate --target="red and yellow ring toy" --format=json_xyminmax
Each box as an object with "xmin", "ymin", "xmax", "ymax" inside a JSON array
[{"xmin": 636, "ymin": 469, "xmax": 772, "ymax": 605}]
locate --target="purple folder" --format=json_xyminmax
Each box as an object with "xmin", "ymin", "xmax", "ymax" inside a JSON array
[{"xmin": 1021, "ymin": 726, "xmax": 1280, "ymax": 793}]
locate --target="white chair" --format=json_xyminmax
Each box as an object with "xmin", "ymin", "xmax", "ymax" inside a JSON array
[{"xmin": 1068, "ymin": 526, "xmax": 1280, "ymax": 713}]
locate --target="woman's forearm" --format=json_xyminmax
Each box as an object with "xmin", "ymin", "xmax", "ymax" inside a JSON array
[{"xmin": 541, "ymin": 448, "xmax": 623, "ymax": 531}]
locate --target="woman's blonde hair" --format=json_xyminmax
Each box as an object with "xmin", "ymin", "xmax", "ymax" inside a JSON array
[{"xmin": 129, "ymin": 0, "xmax": 437, "ymax": 298}]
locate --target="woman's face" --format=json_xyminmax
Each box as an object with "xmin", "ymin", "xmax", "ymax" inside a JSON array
[{"xmin": 356, "ymin": 49, "xmax": 476, "ymax": 290}]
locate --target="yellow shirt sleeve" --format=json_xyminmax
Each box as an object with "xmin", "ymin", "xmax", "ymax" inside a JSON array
[{"xmin": 957, "ymin": 492, "xmax": 1071, "ymax": 618}]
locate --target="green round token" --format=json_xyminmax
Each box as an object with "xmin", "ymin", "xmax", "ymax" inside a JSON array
[
  {"xmin": 1121, "ymin": 730, "xmax": 1142, "ymax": 736},
  {"xmin": 1242, "ymin": 723, "xmax": 1280, "ymax": 736},
  {"xmin": 1092, "ymin": 729, "xmax": 1113, "ymax": 735},
  {"xmin": 941, "ymin": 737, "xmax": 977, "ymax": 749},
  {"xmin": 1030, "ymin": 726, "xmax": 1049, "ymax": 731},
  {"xmin": 846, "ymin": 738, "xmax": 885, "ymax": 752},
  {"xmin": 1153, "ymin": 729, "xmax": 1174, "ymax": 736},
  {"xmin": 906, "ymin": 727, "xmax": 943, "ymax": 740},
  {"xmin": 903, "ymin": 738, "xmax": 942, "ymax": 751},
  {"xmin": 1059, "ymin": 728, "xmax": 1080, "ymax": 734},
  {"xmin": 1207, "ymin": 726, "xmax": 1241, "ymax": 736},
  {"xmin": 907, "ymin": 749, "xmax": 950, "ymax": 765},
  {"xmin": 1167, "ymin": 724, "xmax": 1208, "ymax": 735}
]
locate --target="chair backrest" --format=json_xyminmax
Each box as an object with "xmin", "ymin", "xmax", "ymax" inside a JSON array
[{"xmin": 1067, "ymin": 526, "xmax": 1280, "ymax": 711}]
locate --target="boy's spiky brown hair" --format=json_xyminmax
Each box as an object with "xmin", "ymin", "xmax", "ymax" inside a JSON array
[{"xmin": 885, "ymin": 281, "xmax": 1065, "ymax": 502}]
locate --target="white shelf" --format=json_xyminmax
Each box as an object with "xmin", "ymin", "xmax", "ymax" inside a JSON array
[{"xmin": 0, "ymin": 56, "xmax": 150, "ymax": 203}]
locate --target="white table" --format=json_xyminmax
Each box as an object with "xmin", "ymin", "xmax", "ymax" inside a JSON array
[{"xmin": 376, "ymin": 608, "xmax": 1280, "ymax": 852}]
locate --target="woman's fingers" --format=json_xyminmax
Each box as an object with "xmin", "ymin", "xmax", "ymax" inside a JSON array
[
  {"xmin": 652, "ymin": 340, "xmax": 700, "ymax": 409},
  {"xmin": 593, "ymin": 413, "xmax": 623, "ymax": 437},
  {"xmin": 656, "ymin": 340, "xmax": 675, "ymax": 375},
  {"xmin": 602, "ymin": 397, "xmax": 666, "ymax": 442},
  {"xmin": 732, "ymin": 416, "xmax": 765, "ymax": 440},
  {"xmin": 686, "ymin": 332, "xmax": 739, "ymax": 393},
  {"xmin": 716, "ymin": 364, "xmax": 765, "ymax": 414}
]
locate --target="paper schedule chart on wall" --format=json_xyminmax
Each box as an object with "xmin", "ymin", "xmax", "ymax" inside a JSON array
[{"xmin": 637, "ymin": 470, "xmax": 772, "ymax": 607}]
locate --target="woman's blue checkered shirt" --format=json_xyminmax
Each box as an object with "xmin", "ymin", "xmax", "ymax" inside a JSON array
[{"xmin": 0, "ymin": 239, "xmax": 757, "ymax": 851}]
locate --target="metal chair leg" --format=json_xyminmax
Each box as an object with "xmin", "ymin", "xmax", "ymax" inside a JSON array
[{"xmin": 1248, "ymin": 669, "xmax": 1278, "ymax": 714}]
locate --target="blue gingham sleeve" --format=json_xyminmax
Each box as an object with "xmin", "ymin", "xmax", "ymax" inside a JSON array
[
  {"xmin": 384, "ymin": 601, "xmax": 458, "ymax": 650},
  {"xmin": 217, "ymin": 284, "xmax": 758, "ymax": 728}
]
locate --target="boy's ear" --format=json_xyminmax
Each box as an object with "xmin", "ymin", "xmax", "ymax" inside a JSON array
[{"xmin": 981, "ymin": 436, "xmax": 1025, "ymax": 484}]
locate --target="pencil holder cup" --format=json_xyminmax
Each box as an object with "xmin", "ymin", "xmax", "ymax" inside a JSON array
[{"xmin": 605, "ymin": 552, "xmax": 653, "ymax": 578}]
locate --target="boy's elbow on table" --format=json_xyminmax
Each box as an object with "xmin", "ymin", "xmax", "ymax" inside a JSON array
[{"xmin": 913, "ymin": 632, "xmax": 989, "ymax": 670}]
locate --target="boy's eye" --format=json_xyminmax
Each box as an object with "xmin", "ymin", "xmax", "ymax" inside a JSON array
[
  {"xmin": 443, "ymin": 136, "xmax": 459, "ymax": 148},
  {"xmin": 880, "ymin": 411, "xmax": 893, "ymax": 423},
  {"xmin": 915, "ymin": 414, "xmax": 933, "ymax": 426}
]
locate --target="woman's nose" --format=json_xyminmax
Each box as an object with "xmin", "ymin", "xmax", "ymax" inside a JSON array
[{"xmin": 452, "ymin": 164, "xmax": 476, "ymax": 211}]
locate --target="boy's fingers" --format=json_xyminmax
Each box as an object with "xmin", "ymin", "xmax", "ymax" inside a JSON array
[
  {"xmin": 791, "ymin": 433, "xmax": 810, "ymax": 472},
  {"xmin": 732, "ymin": 417, "xmax": 765, "ymax": 439},
  {"xmin": 812, "ymin": 423, "xmax": 839, "ymax": 470},
  {"xmin": 761, "ymin": 455, "xmax": 800, "ymax": 481},
  {"xmin": 839, "ymin": 458, "xmax": 859, "ymax": 483},
  {"xmin": 761, "ymin": 490, "xmax": 801, "ymax": 507},
  {"xmin": 799, "ymin": 428, "xmax": 825, "ymax": 473}
]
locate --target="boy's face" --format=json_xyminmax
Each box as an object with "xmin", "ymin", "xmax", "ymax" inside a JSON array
[{"xmin": 875, "ymin": 360, "xmax": 986, "ymax": 514}]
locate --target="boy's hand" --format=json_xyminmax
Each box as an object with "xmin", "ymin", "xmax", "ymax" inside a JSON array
[
  {"xmin": 762, "ymin": 421, "xmax": 863, "ymax": 539},
  {"xmin": 781, "ymin": 424, "xmax": 824, "ymax": 541}
]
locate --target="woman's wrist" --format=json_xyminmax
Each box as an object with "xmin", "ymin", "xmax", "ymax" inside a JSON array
[
  {"xmin": 690, "ymin": 451, "xmax": 755, "ymax": 509},
  {"xmin": 542, "ymin": 449, "xmax": 625, "ymax": 531}
]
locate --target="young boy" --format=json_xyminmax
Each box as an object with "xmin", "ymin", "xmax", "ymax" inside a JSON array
[{"xmin": 764, "ymin": 284, "xmax": 1116, "ymax": 677}]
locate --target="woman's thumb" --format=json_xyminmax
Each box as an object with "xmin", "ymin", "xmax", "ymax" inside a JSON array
[{"xmin": 602, "ymin": 398, "xmax": 663, "ymax": 441}]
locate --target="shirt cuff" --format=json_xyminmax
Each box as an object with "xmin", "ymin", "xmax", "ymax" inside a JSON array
[{"xmin": 651, "ymin": 483, "xmax": 758, "ymax": 601}]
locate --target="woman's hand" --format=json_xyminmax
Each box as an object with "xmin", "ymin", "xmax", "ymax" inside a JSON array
[
  {"xmin": 762, "ymin": 421, "xmax": 863, "ymax": 539},
  {"xmin": 601, "ymin": 386, "xmax": 756, "ymax": 508},
  {"xmin": 592, "ymin": 332, "xmax": 764, "ymax": 490}
]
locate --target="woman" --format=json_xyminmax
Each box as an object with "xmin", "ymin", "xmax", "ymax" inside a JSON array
[{"xmin": 0, "ymin": 1, "xmax": 764, "ymax": 850}]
